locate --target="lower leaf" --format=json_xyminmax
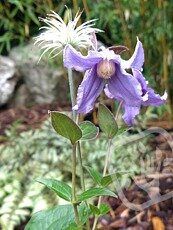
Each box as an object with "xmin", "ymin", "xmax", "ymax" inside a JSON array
[{"xmin": 25, "ymin": 203, "xmax": 90, "ymax": 230}]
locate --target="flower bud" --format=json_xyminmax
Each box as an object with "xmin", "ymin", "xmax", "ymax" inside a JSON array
[{"xmin": 97, "ymin": 60, "xmax": 115, "ymax": 79}]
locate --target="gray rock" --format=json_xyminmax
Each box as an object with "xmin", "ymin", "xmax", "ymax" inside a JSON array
[
  {"xmin": 9, "ymin": 41, "xmax": 69, "ymax": 105},
  {"xmin": 0, "ymin": 56, "xmax": 18, "ymax": 106}
]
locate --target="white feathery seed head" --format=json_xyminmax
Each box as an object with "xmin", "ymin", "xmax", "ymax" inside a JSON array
[{"xmin": 35, "ymin": 9, "xmax": 102, "ymax": 61}]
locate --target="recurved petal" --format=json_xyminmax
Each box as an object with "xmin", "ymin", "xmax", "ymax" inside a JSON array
[
  {"xmin": 122, "ymin": 104, "xmax": 140, "ymax": 126},
  {"xmin": 108, "ymin": 67, "xmax": 142, "ymax": 107},
  {"xmin": 121, "ymin": 37, "xmax": 144, "ymax": 70},
  {"xmin": 73, "ymin": 67, "xmax": 104, "ymax": 113},
  {"xmin": 104, "ymin": 85, "xmax": 141, "ymax": 126},
  {"xmin": 132, "ymin": 69, "xmax": 167, "ymax": 106},
  {"xmin": 142, "ymin": 89, "xmax": 167, "ymax": 106},
  {"xmin": 63, "ymin": 45, "xmax": 102, "ymax": 71}
]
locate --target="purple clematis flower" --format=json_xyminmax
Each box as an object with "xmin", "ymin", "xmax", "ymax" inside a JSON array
[{"xmin": 63, "ymin": 38, "xmax": 167, "ymax": 126}]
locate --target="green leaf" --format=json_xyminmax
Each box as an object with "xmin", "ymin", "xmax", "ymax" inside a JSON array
[
  {"xmin": 101, "ymin": 172, "xmax": 128, "ymax": 187},
  {"xmin": 98, "ymin": 104, "xmax": 118, "ymax": 138},
  {"xmin": 84, "ymin": 166, "xmax": 102, "ymax": 185},
  {"xmin": 89, "ymin": 203, "xmax": 110, "ymax": 217},
  {"xmin": 89, "ymin": 204, "xmax": 100, "ymax": 216},
  {"xmin": 36, "ymin": 178, "xmax": 72, "ymax": 201},
  {"xmin": 77, "ymin": 188, "xmax": 117, "ymax": 202},
  {"xmin": 99, "ymin": 203, "xmax": 110, "ymax": 215},
  {"xmin": 25, "ymin": 204, "xmax": 75, "ymax": 230},
  {"xmin": 116, "ymin": 127, "xmax": 128, "ymax": 136},
  {"xmin": 50, "ymin": 112, "xmax": 82, "ymax": 144},
  {"xmin": 25, "ymin": 203, "xmax": 90, "ymax": 230},
  {"xmin": 101, "ymin": 175, "xmax": 115, "ymax": 187},
  {"xmin": 78, "ymin": 202, "xmax": 91, "ymax": 224},
  {"xmin": 79, "ymin": 121, "xmax": 99, "ymax": 140}
]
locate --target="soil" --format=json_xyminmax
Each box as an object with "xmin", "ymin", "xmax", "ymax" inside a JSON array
[{"xmin": 0, "ymin": 103, "xmax": 173, "ymax": 230}]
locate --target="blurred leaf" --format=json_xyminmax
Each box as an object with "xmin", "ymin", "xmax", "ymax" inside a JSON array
[
  {"xmin": 79, "ymin": 121, "xmax": 99, "ymax": 141},
  {"xmin": 99, "ymin": 203, "xmax": 110, "ymax": 215},
  {"xmin": 89, "ymin": 204, "xmax": 100, "ymax": 216},
  {"xmin": 101, "ymin": 172, "xmax": 129, "ymax": 187},
  {"xmin": 84, "ymin": 166, "xmax": 102, "ymax": 185}
]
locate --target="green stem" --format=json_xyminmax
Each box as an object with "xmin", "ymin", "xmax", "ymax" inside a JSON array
[
  {"xmin": 72, "ymin": 143, "xmax": 80, "ymax": 226},
  {"xmin": 77, "ymin": 142, "xmax": 86, "ymax": 191},
  {"xmin": 115, "ymin": 101, "xmax": 123, "ymax": 120},
  {"xmin": 67, "ymin": 71, "xmax": 85, "ymax": 189},
  {"xmin": 92, "ymin": 102, "xmax": 122, "ymax": 230},
  {"xmin": 68, "ymin": 68, "xmax": 76, "ymax": 120},
  {"xmin": 67, "ymin": 68, "xmax": 88, "ymax": 229},
  {"xmin": 92, "ymin": 139, "xmax": 112, "ymax": 230}
]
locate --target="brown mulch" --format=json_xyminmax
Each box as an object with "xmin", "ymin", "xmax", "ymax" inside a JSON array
[
  {"xmin": 1, "ymin": 104, "xmax": 173, "ymax": 230},
  {"xmin": 0, "ymin": 103, "xmax": 70, "ymax": 137},
  {"xmin": 93, "ymin": 131, "xmax": 173, "ymax": 230}
]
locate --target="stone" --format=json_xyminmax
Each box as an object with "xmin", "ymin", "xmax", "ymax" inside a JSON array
[
  {"xmin": 0, "ymin": 56, "xmax": 18, "ymax": 106},
  {"xmin": 9, "ymin": 41, "xmax": 70, "ymax": 105}
]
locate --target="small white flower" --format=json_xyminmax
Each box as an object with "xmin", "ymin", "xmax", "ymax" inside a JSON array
[{"xmin": 35, "ymin": 10, "xmax": 102, "ymax": 61}]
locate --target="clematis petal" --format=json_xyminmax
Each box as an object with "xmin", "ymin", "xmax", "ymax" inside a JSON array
[
  {"xmin": 108, "ymin": 66, "xmax": 142, "ymax": 107},
  {"xmin": 63, "ymin": 45, "xmax": 102, "ymax": 71},
  {"xmin": 132, "ymin": 69, "xmax": 167, "ymax": 106},
  {"xmin": 104, "ymin": 84, "xmax": 114, "ymax": 99},
  {"xmin": 105, "ymin": 83, "xmax": 141, "ymax": 126},
  {"xmin": 121, "ymin": 37, "xmax": 144, "ymax": 70},
  {"xmin": 73, "ymin": 67, "xmax": 104, "ymax": 113},
  {"xmin": 122, "ymin": 104, "xmax": 140, "ymax": 126},
  {"xmin": 142, "ymin": 89, "xmax": 167, "ymax": 106}
]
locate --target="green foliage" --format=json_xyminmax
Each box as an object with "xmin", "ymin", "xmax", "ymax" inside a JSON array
[
  {"xmin": 77, "ymin": 188, "xmax": 117, "ymax": 202},
  {"xmin": 0, "ymin": 0, "xmax": 65, "ymax": 54},
  {"xmin": 98, "ymin": 104, "xmax": 118, "ymax": 139},
  {"xmin": 89, "ymin": 203, "xmax": 110, "ymax": 217},
  {"xmin": 36, "ymin": 178, "xmax": 72, "ymax": 202},
  {"xmin": 0, "ymin": 120, "xmax": 151, "ymax": 229},
  {"xmin": 79, "ymin": 121, "xmax": 99, "ymax": 141},
  {"xmin": 50, "ymin": 112, "xmax": 82, "ymax": 144},
  {"xmin": 25, "ymin": 203, "xmax": 90, "ymax": 230}
]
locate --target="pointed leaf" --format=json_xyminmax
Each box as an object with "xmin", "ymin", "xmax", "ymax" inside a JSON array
[
  {"xmin": 99, "ymin": 203, "xmax": 110, "ymax": 215},
  {"xmin": 79, "ymin": 121, "xmax": 99, "ymax": 140},
  {"xmin": 84, "ymin": 166, "xmax": 102, "ymax": 185},
  {"xmin": 25, "ymin": 203, "xmax": 90, "ymax": 230},
  {"xmin": 77, "ymin": 188, "xmax": 117, "ymax": 202},
  {"xmin": 101, "ymin": 175, "xmax": 114, "ymax": 187},
  {"xmin": 101, "ymin": 172, "xmax": 128, "ymax": 187},
  {"xmin": 36, "ymin": 178, "xmax": 72, "ymax": 201},
  {"xmin": 98, "ymin": 104, "xmax": 118, "ymax": 138},
  {"xmin": 50, "ymin": 111, "xmax": 82, "ymax": 144},
  {"xmin": 25, "ymin": 204, "xmax": 75, "ymax": 230},
  {"xmin": 89, "ymin": 204, "xmax": 100, "ymax": 216},
  {"xmin": 116, "ymin": 127, "xmax": 129, "ymax": 136}
]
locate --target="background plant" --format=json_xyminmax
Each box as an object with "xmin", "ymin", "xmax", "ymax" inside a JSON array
[
  {"xmin": 0, "ymin": 119, "xmax": 151, "ymax": 229},
  {"xmin": 1, "ymin": 0, "xmax": 172, "ymax": 117}
]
